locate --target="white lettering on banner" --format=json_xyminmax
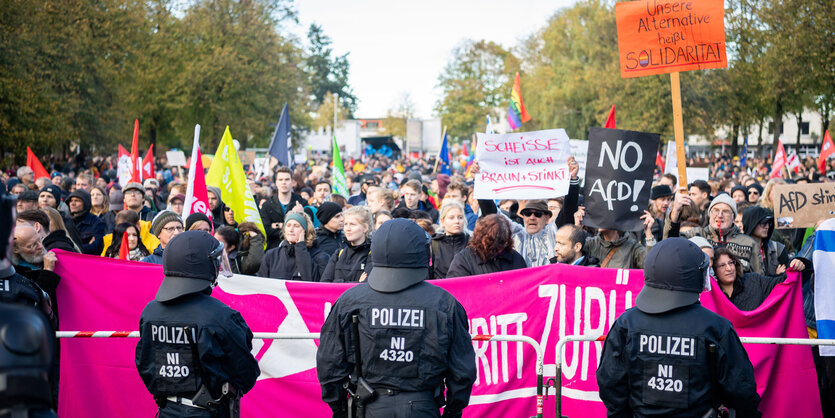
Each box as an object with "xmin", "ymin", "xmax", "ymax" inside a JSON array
[
  {"xmin": 0, "ymin": 279, "xmax": 8, "ymax": 292},
  {"xmin": 474, "ymin": 129, "xmax": 572, "ymax": 200},
  {"xmin": 468, "ymin": 312, "xmax": 527, "ymax": 385},
  {"xmin": 537, "ymin": 284, "xmax": 633, "ymax": 381},
  {"xmin": 598, "ymin": 140, "xmax": 643, "ymax": 172}
]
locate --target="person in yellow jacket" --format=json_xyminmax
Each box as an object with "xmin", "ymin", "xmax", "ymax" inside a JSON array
[{"xmin": 100, "ymin": 211, "xmax": 160, "ymax": 256}]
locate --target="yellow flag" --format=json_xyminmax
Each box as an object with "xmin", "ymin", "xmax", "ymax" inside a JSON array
[{"xmin": 205, "ymin": 126, "xmax": 266, "ymax": 241}]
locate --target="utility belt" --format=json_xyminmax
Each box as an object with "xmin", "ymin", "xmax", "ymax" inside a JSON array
[
  {"xmin": 155, "ymin": 382, "xmax": 239, "ymax": 416},
  {"xmin": 372, "ymin": 387, "xmax": 433, "ymax": 397}
]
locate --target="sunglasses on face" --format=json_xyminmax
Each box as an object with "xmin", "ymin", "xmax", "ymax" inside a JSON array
[{"xmin": 521, "ymin": 210, "xmax": 547, "ymax": 218}]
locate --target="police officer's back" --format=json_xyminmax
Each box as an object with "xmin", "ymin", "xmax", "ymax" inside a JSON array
[
  {"xmin": 597, "ymin": 238, "xmax": 761, "ymax": 417},
  {"xmin": 317, "ymin": 219, "xmax": 476, "ymax": 418},
  {"xmin": 135, "ymin": 231, "xmax": 260, "ymax": 417}
]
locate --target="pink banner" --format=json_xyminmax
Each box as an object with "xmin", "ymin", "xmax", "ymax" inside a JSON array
[
  {"xmin": 54, "ymin": 252, "xmax": 819, "ymax": 417},
  {"xmin": 701, "ymin": 273, "xmax": 822, "ymax": 417}
]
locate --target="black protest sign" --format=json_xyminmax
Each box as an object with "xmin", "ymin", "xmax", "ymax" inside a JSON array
[
  {"xmin": 582, "ymin": 127, "xmax": 660, "ymax": 231},
  {"xmin": 773, "ymin": 183, "xmax": 835, "ymax": 229}
]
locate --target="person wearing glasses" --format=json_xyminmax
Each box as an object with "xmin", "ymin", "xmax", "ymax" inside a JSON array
[
  {"xmin": 713, "ymin": 247, "xmax": 787, "ymax": 311},
  {"xmin": 665, "ymin": 193, "xmax": 763, "ymax": 274},
  {"xmin": 141, "ymin": 211, "xmax": 184, "ymax": 264}
]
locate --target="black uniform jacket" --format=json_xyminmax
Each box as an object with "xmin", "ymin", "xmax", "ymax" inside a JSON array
[
  {"xmin": 317, "ymin": 281, "xmax": 477, "ymax": 414},
  {"xmin": 135, "ymin": 292, "xmax": 260, "ymax": 399},
  {"xmin": 320, "ymin": 240, "xmax": 372, "ymax": 283},
  {"xmin": 597, "ymin": 303, "xmax": 761, "ymax": 418}
]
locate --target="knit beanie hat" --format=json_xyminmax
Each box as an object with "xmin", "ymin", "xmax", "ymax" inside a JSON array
[
  {"xmin": 151, "ymin": 210, "xmax": 182, "ymax": 237},
  {"xmin": 285, "ymin": 212, "xmax": 308, "ymax": 232},
  {"xmin": 185, "ymin": 212, "xmax": 212, "ymax": 231},
  {"xmin": 39, "ymin": 185, "xmax": 63, "ymax": 203},
  {"xmin": 707, "ymin": 193, "xmax": 737, "ymax": 218},
  {"xmin": 316, "ymin": 202, "xmax": 342, "ymax": 225}
]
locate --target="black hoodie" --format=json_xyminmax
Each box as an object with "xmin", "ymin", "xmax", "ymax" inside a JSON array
[
  {"xmin": 67, "ymin": 189, "xmax": 105, "ymax": 255},
  {"xmin": 741, "ymin": 206, "xmax": 791, "ymax": 276}
]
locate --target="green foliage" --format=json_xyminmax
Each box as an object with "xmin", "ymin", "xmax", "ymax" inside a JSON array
[
  {"xmin": 435, "ymin": 39, "xmax": 520, "ymax": 142},
  {"xmin": 0, "ymin": 0, "xmax": 332, "ymax": 164},
  {"xmin": 305, "ymin": 24, "xmax": 356, "ymax": 116}
]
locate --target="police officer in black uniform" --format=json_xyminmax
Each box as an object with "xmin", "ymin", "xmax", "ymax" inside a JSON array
[
  {"xmin": 317, "ymin": 219, "xmax": 476, "ymax": 418},
  {"xmin": 597, "ymin": 238, "xmax": 761, "ymax": 417},
  {"xmin": 135, "ymin": 230, "xmax": 260, "ymax": 417}
]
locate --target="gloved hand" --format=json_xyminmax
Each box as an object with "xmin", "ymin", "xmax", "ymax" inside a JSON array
[
  {"xmin": 441, "ymin": 409, "xmax": 462, "ymax": 418},
  {"xmin": 328, "ymin": 400, "xmax": 348, "ymax": 418}
]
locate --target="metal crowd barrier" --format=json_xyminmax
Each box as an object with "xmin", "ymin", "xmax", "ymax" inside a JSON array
[
  {"xmin": 554, "ymin": 334, "xmax": 835, "ymax": 418},
  {"xmin": 57, "ymin": 331, "xmax": 547, "ymax": 418}
]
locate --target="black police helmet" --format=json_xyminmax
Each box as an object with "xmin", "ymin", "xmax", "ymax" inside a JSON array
[
  {"xmin": 636, "ymin": 237, "xmax": 710, "ymax": 314},
  {"xmin": 0, "ymin": 304, "xmax": 55, "ymax": 410},
  {"xmin": 157, "ymin": 231, "xmax": 224, "ymax": 302},
  {"xmin": 367, "ymin": 218, "xmax": 430, "ymax": 293}
]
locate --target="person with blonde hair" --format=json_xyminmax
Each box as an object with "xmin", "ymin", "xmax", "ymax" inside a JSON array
[
  {"xmin": 321, "ymin": 206, "xmax": 373, "ymax": 283},
  {"xmin": 258, "ymin": 212, "xmax": 329, "ymax": 281},
  {"xmin": 431, "ymin": 201, "xmax": 469, "ymax": 278}
]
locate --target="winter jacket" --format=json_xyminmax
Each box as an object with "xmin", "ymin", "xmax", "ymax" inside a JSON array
[
  {"xmin": 316, "ymin": 227, "xmax": 345, "ymax": 258},
  {"xmin": 140, "ymin": 245, "xmax": 165, "ymax": 265},
  {"xmin": 549, "ymin": 254, "xmax": 601, "ymax": 267},
  {"xmin": 585, "ymin": 233, "xmax": 647, "ymax": 269},
  {"xmin": 232, "ymin": 233, "xmax": 265, "ymax": 276},
  {"xmin": 260, "ymin": 193, "xmax": 308, "ymax": 249},
  {"xmin": 722, "ymin": 272, "xmax": 787, "ymax": 311},
  {"xmin": 664, "ymin": 212, "xmax": 763, "ymax": 274},
  {"xmin": 320, "ymin": 240, "xmax": 372, "ymax": 283},
  {"xmin": 446, "ymin": 247, "xmax": 528, "ymax": 278},
  {"xmin": 42, "ymin": 230, "xmax": 79, "ymax": 253},
  {"xmin": 257, "ymin": 240, "xmax": 330, "ymax": 281},
  {"xmin": 431, "ymin": 232, "xmax": 470, "ymax": 279},
  {"xmin": 741, "ymin": 206, "xmax": 810, "ymax": 276},
  {"xmin": 98, "ymin": 210, "xmax": 116, "ymax": 234},
  {"xmin": 67, "ymin": 190, "xmax": 106, "ymax": 255},
  {"xmin": 464, "ymin": 203, "xmax": 478, "ymax": 231}
]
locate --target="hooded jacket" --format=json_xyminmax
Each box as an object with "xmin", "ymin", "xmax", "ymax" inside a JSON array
[
  {"xmin": 394, "ymin": 200, "xmax": 440, "ymax": 223},
  {"xmin": 67, "ymin": 189, "xmax": 105, "ymax": 255},
  {"xmin": 207, "ymin": 186, "xmax": 225, "ymax": 229},
  {"xmin": 257, "ymin": 239, "xmax": 330, "ymax": 281},
  {"xmin": 664, "ymin": 211, "xmax": 763, "ymax": 274},
  {"xmin": 431, "ymin": 232, "xmax": 470, "ymax": 279},
  {"xmin": 742, "ymin": 206, "xmax": 789, "ymax": 276},
  {"xmin": 320, "ymin": 239, "xmax": 372, "ymax": 283},
  {"xmin": 585, "ymin": 233, "xmax": 646, "ymax": 269}
]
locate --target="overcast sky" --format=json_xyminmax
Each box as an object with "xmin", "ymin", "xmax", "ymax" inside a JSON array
[{"xmin": 292, "ymin": 0, "xmax": 576, "ymax": 119}]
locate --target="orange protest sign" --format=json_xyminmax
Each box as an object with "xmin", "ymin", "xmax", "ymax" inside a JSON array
[{"xmin": 616, "ymin": 0, "xmax": 727, "ymax": 78}]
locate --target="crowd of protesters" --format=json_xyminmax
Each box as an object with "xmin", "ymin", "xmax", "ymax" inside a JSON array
[{"xmin": 4, "ymin": 148, "xmax": 835, "ymax": 412}]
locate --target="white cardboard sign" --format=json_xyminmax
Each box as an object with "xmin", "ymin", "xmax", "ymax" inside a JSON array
[{"xmin": 474, "ymin": 129, "xmax": 571, "ymax": 199}]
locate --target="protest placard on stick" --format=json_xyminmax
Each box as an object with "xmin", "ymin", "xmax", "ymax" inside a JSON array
[
  {"xmin": 583, "ymin": 127, "xmax": 660, "ymax": 231},
  {"xmin": 474, "ymin": 129, "xmax": 571, "ymax": 200},
  {"xmin": 773, "ymin": 183, "xmax": 835, "ymax": 229}
]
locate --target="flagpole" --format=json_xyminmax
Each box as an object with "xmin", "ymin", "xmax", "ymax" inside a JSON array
[
  {"xmin": 434, "ymin": 126, "xmax": 446, "ymax": 174},
  {"xmin": 670, "ymin": 72, "xmax": 687, "ymax": 191}
]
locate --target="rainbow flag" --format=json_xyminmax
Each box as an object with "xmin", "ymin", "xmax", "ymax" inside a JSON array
[{"xmin": 506, "ymin": 72, "xmax": 531, "ymax": 130}]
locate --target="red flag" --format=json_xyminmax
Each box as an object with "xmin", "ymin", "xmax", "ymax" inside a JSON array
[
  {"xmin": 26, "ymin": 147, "xmax": 50, "ymax": 179},
  {"xmin": 655, "ymin": 150, "xmax": 665, "ymax": 172},
  {"xmin": 118, "ymin": 230, "xmax": 130, "ymax": 260},
  {"xmin": 142, "ymin": 144, "xmax": 155, "ymax": 180},
  {"xmin": 129, "ymin": 119, "xmax": 141, "ymax": 183},
  {"xmin": 183, "ymin": 125, "xmax": 213, "ymax": 227},
  {"xmin": 770, "ymin": 139, "xmax": 787, "ymax": 178},
  {"xmin": 604, "ymin": 104, "xmax": 616, "ymax": 129},
  {"xmin": 819, "ymin": 130, "xmax": 834, "ymax": 174},
  {"xmin": 786, "ymin": 152, "xmax": 800, "ymax": 174}
]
